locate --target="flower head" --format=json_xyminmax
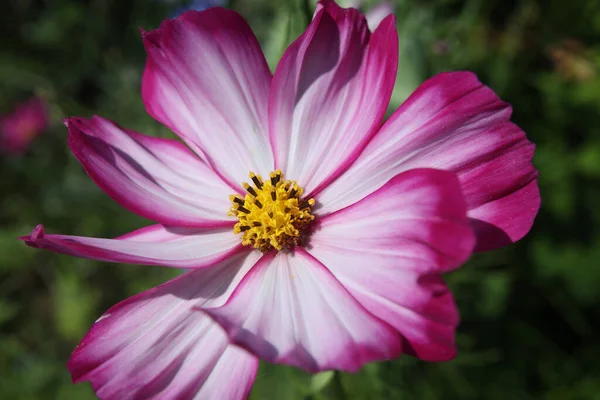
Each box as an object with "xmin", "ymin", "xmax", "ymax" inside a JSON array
[
  {"xmin": 228, "ymin": 170, "xmax": 316, "ymax": 252},
  {"xmin": 21, "ymin": 0, "xmax": 539, "ymax": 398},
  {"xmin": 1, "ymin": 96, "xmax": 49, "ymax": 155}
]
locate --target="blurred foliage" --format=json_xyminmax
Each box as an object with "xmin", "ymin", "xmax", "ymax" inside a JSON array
[{"xmin": 1, "ymin": 0, "xmax": 600, "ymax": 398}]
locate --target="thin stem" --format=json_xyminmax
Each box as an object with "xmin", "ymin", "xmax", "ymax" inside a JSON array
[{"xmin": 330, "ymin": 371, "xmax": 347, "ymax": 400}]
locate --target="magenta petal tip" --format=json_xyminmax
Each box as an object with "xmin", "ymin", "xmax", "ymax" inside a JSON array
[{"xmin": 19, "ymin": 224, "xmax": 45, "ymax": 247}]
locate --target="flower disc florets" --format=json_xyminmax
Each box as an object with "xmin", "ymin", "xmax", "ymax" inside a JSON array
[{"xmin": 229, "ymin": 170, "xmax": 315, "ymax": 252}]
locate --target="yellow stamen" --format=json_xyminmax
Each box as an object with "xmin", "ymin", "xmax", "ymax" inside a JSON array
[{"xmin": 228, "ymin": 170, "xmax": 315, "ymax": 252}]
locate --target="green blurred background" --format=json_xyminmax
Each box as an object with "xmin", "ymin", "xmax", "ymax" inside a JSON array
[{"xmin": 1, "ymin": 0, "xmax": 599, "ymax": 398}]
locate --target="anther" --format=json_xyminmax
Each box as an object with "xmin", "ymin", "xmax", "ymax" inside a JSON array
[
  {"xmin": 250, "ymin": 173, "xmax": 263, "ymax": 190},
  {"xmin": 288, "ymin": 186, "xmax": 297, "ymax": 198},
  {"xmin": 252, "ymin": 221, "xmax": 262, "ymax": 227},
  {"xmin": 254, "ymin": 199, "xmax": 263, "ymax": 209},
  {"xmin": 243, "ymin": 183, "xmax": 258, "ymax": 197},
  {"xmin": 271, "ymin": 190, "xmax": 277, "ymax": 201},
  {"xmin": 233, "ymin": 197, "xmax": 244, "ymax": 206},
  {"xmin": 239, "ymin": 225, "xmax": 250, "ymax": 231},
  {"xmin": 299, "ymin": 199, "xmax": 315, "ymax": 209},
  {"xmin": 237, "ymin": 206, "xmax": 250, "ymax": 214},
  {"xmin": 270, "ymin": 171, "xmax": 281, "ymax": 186}
]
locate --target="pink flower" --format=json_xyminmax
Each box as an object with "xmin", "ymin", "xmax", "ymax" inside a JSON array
[
  {"xmin": 342, "ymin": 0, "xmax": 394, "ymax": 30},
  {"xmin": 1, "ymin": 96, "xmax": 49, "ymax": 155},
  {"xmin": 20, "ymin": 0, "xmax": 539, "ymax": 398}
]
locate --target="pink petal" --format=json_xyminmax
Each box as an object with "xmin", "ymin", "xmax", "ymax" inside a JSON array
[
  {"xmin": 68, "ymin": 251, "xmax": 261, "ymax": 399},
  {"xmin": 20, "ymin": 223, "xmax": 242, "ymax": 269},
  {"xmin": 316, "ymin": 71, "xmax": 539, "ymax": 251},
  {"xmin": 269, "ymin": 1, "xmax": 398, "ymax": 196},
  {"xmin": 142, "ymin": 8, "xmax": 273, "ymax": 188},
  {"xmin": 66, "ymin": 116, "xmax": 234, "ymax": 228},
  {"xmin": 203, "ymin": 251, "xmax": 403, "ymax": 373},
  {"xmin": 308, "ymin": 169, "xmax": 475, "ymax": 361},
  {"xmin": 469, "ymin": 179, "xmax": 540, "ymax": 252}
]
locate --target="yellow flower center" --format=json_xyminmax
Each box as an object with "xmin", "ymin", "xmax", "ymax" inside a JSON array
[{"xmin": 229, "ymin": 170, "xmax": 315, "ymax": 252}]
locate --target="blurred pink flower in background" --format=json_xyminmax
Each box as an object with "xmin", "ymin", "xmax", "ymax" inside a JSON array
[
  {"xmin": 20, "ymin": 0, "xmax": 539, "ymax": 398},
  {"xmin": 1, "ymin": 96, "xmax": 49, "ymax": 155},
  {"xmin": 342, "ymin": 0, "xmax": 394, "ymax": 30}
]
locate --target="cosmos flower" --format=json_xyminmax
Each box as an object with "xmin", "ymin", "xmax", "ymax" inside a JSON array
[
  {"xmin": 20, "ymin": 0, "xmax": 539, "ymax": 398},
  {"xmin": 1, "ymin": 96, "xmax": 49, "ymax": 155}
]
